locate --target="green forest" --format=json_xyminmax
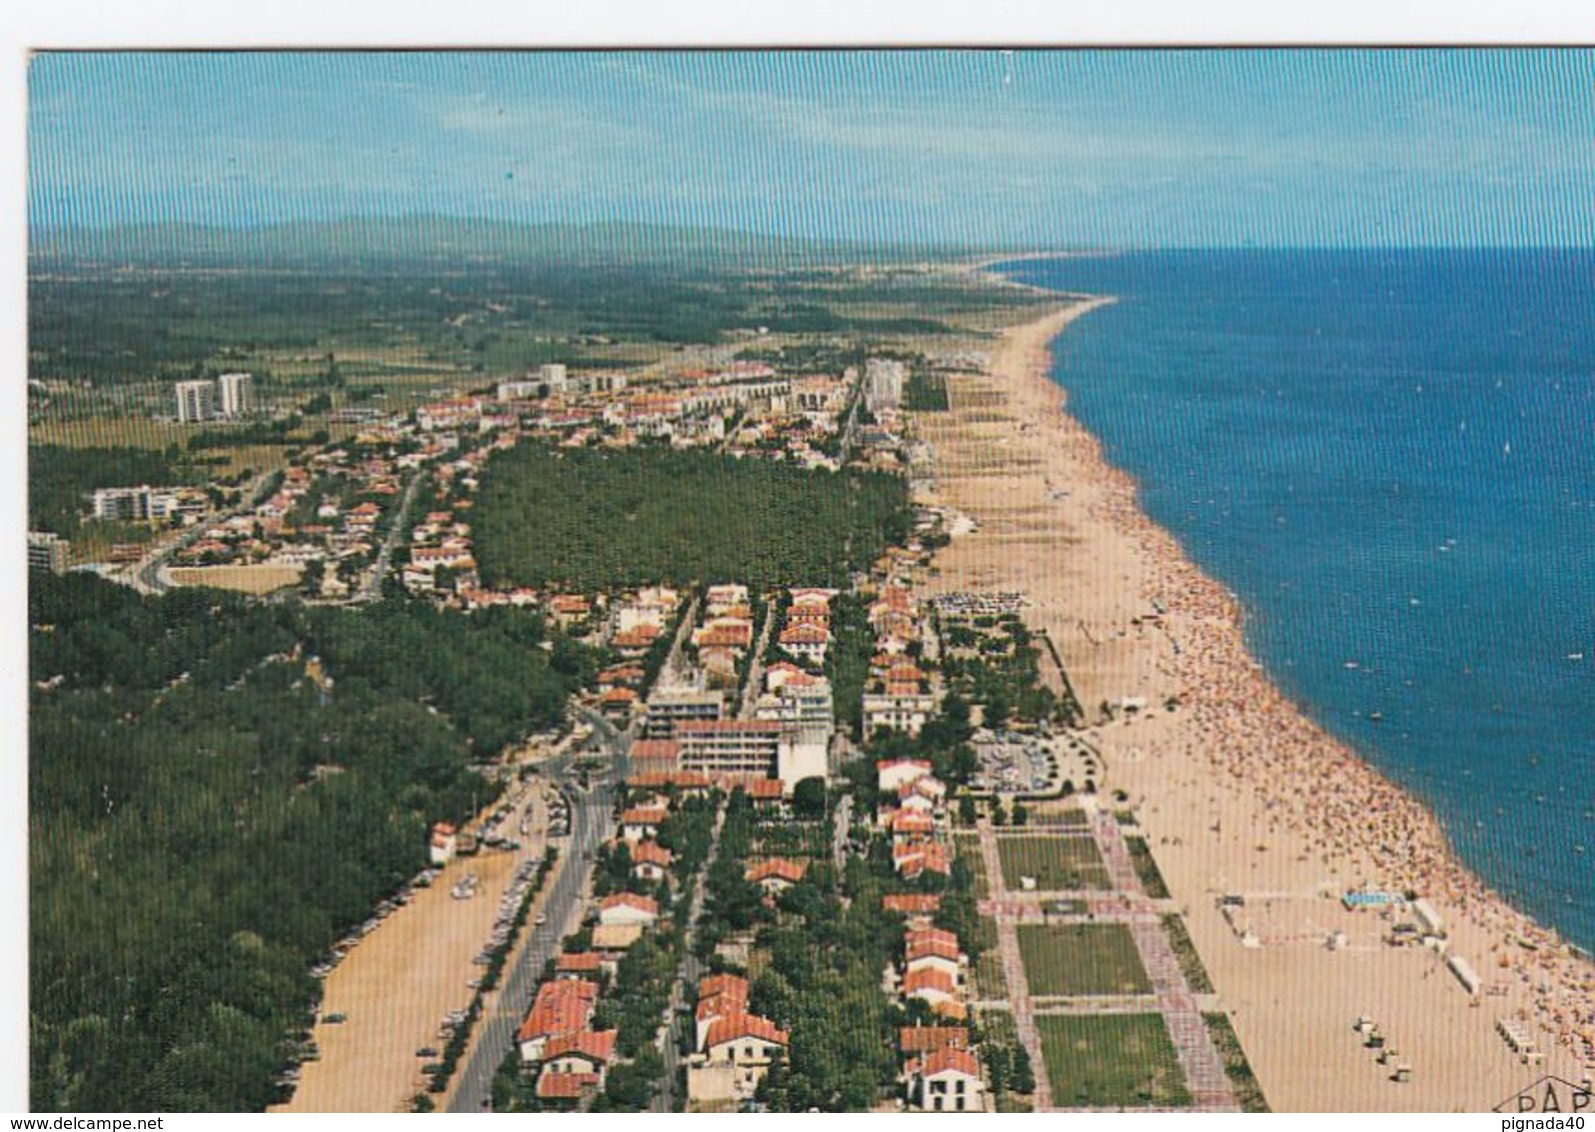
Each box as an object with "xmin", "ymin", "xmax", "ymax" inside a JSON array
[
  {"xmin": 28, "ymin": 575, "xmax": 592, "ymax": 1111},
  {"xmin": 472, "ymin": 446, "xmax": 911, "ymax": 592},
  {"xmin": 28, "ymin": 445, "xmax": 206, "ymax": 538}
]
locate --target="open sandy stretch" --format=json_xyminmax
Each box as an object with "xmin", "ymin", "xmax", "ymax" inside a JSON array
[{"xmin": 916, "ymin": 296, "xmax": 1595, "ymax": 1111}]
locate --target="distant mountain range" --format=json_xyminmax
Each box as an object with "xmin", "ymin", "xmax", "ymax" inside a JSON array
[{"xmin": 29, "ymin": 216, "xmax": 993, "ymax": 271}]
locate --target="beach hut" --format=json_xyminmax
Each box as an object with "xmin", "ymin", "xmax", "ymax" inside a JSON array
[
  {"xmin": 1410, "ymin": 898, "xmax": 1446, "ymax": 938},
  {"xmin": 1447, "ymin": 954, "xmax": 1481, "ymax": 996}
]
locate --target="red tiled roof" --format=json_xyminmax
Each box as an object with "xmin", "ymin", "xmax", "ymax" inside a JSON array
[
  {"xmin": 631, "ymin": 840, "xmax": 674, "ymax": 868},
  {"xmin": 536, "ymin": 1071, "xmax": 601, "ymax": 1099},
  {"xmin": 699, "ymin": 973, "xmax": 750, "ymax": 1002},
  {"xmin": 517, "ymin": 979, "xmax": 599, "ymax": 1041},
  {"xmin": 704, "ymin": 1013, "xmax": 789, "ymax": 1049},
  {"xmin": 906, "ymin": 927, "xmax": 961, "ymax": 951},
  {"xmin": 907, "ymin": 937, "xmax": 963, "ymax": 963},
  {"xmin": 627, "ymin": 739, "xmax": 681, "ymax": 763},
  {"xmin": 621, "ymin": 806, "xmax": 668, "ymax": 826},
  {"xmin": 883, "ymin": 894, "xmax": 941, "ymax": 915},
  {"xmin": 890, "ymin": 811, "xmax": 935, "ymax": 834},
  {"xmin": 915, "ymin": 1047, "xmax": 981, "ymax": 1080},
  {"xmin": 599, "ymin": 892, "xmax": 659, "ymax": 917},
  {"xmin": 541, "ymin": 1029, "xmax": 617, "ymax": 1065},
  {"xmin": 778, "ymin": 623, "xmax": 829, "ymax": 644},
  {"xmin": 745, "ymin": 858, "xmax": 806, "ymax": 885},
  {"xmin": 899, "ymin": 1026, "xmax": 969, "ymax": 1054},
  {"xmin": 555, "ymin": 952, "xmax": 603, "ymax": 973},
  {"xmin": 902, "ymin": 967, "xmax": 957, "ymax": 998},
  {"xmin": 740, "ymin": 778, "xmax": 784, "ymax": 800}
]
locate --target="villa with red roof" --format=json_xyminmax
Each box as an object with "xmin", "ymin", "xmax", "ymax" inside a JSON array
[
  {"xmin": 630, "ymin": 839, "xmax": 674, "ymax": 883},
  {"xmin": 516, "ymin": 979, "xmax": 599, "ymax": 1061},
  {"xmin": 597, "ymin": 892, "xmax": 659, "ymax": 927},
  {"xmin": 744, "ymin": 857, "xmax": 807, "ymax": 896},
  {"xmin": 904, "ymin": 1047, "xmax": 985, "ymax": 1112}
]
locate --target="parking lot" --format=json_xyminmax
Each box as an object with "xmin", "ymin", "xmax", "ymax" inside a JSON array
[
  {"xmin": 971, "ymin": 728, "xmax": 1101, "ymax": 797},
  {"xmin": 273, "ymin": 782, "xmax": 553, "ymax": 1113}
]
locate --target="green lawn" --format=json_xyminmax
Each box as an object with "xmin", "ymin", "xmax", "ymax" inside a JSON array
[
  {"xmin": 1203, "ymin": 1013, "xmax": 1269, "ymax": 1112},
  {"xmin": 1036, "ymin": 1014, "xmax": 1192, "ymax": 1108},
  {"xmin": 953, "ymin": 833, "xmax": 989, "ymax": 898},
  {"xmin": 1029, "ymin": 806, "xmax": 1090, "ymax": 827},
  {"xmin": 996, "ymin": 834, "xmax": 1110, "ymax": 891},
  {"xmin": 1125, "ymin": 836, "xmax": 1172, "ymax": 899},
  {"xmin": 1017, "ymin": 923, "xmax": 1152, "ymax": 997},
  {"xmin": 974, "ymin": 950, "xmax": 1007, "ymax": 998}
]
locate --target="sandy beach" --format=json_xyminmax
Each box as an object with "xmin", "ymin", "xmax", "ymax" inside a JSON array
[{"xmin": 916, "ymin": 297, "xmax": 1595, "ymax": 1111}]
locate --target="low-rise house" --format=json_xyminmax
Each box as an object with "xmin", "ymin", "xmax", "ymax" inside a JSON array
[
  {"xmin": 554, "ymin": 952, "xmax": 604, "ymax": 980},
  {"xmin": 878, "ymin": 758, "xmax": 935, "ymax": 794},
  {"xmin": 905, "ymin": 934, "xmax": 967, "ymax": 987},
  {"xmin": 630, "ymin": 840, "xmax": 674, "ymax": 884},
  {"xmin": 744, "ymin": 857, "xmax": 806, "ymax": 897},
  {"xmin": 590, "ymin": 922, "xmax": 644, "ymax": 957},
  {"xmin": 883, "ymin": 893, "xmax": 941, "ymax": 918},
  {"xmin": 899, "ymin": 1026, "xmax": 970, "ymax": 1057},
  {"xmin": 904, "ymin": 1048, "xmax": 984, "ymax": 1112},
  {"xmin": 864, "ymin": 690, "xmax": 939, "ymax": 739},
  {"xmin": 516, "ymin": 979, "xmax": 599, "ymax": 1061},
  {"xmin": 893, "ymin": 839, "xmax": 952, "ymax": 880},
  {"xmin": 777, "ymin": 621, "xmax": 830, "ymax": 664},
  {"xmin": 620, "ymin": 805, "xmax": 668, "ymax": 844},
  {"xmin": 902, "ymin": 967, "xmax": 960, "ymax": 1012},
  {"xmin": 888, "ymin": 810, "xmax": 936, "ymax": 841},
  {"xmin": 539, "ymin": 1029, "xmax": 617, "ymax": 1084},
  {"xmin": 597, "ymin": 892, "xmax": 659, "ymax": 928},
  {"xmin": 689, "ymin": 1012, "xmax": 791, "ymax": 1107},
  {"xmin": 537, "ymin": 1072, "xmax": 600, "ymax": 1105},
  {"xmin": 599, "ymin": 685, "xmax": 639, "ymax": 719},
  {"xmin": 694, "ymin": 974, "xmax": 750, "ymax": 1051}
]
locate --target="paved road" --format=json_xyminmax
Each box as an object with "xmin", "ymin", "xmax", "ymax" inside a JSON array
[
  {"xmin": 125, "ymin": 471, "xmax": 275, "ymax": 595},
  {"xmin": 738, "ymin": 598, "xmax": 778, "ymax": 718},
  {"xmin": 447, "ymin": 708, "xmax": 629, "ymax": 1113},
  {"xmin": 832, "ymin": 793, "xmax": 853, "ymax": 870},
  {"xmin": 354, "ymin": 472, "xmax": 421, "ymax": 603},
  {"xmin": 653, "ymin": 802, "xmax": 726, "ymax": 1112}
]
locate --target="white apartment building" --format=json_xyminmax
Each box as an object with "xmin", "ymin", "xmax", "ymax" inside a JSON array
[
  {"xmin": 217, "ymin": 373, "xmax": 253, "ymax": 418},
  {"xmin": 175, "ymin": 379, "xmax": 217, "ymax": 424}
]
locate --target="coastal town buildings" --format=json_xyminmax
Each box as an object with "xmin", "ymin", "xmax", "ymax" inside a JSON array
[
  {"xmin": 27, "ymin": 531, "xmax": 70, "ymax": 574},
  {"xmin": 174, "ymin": 378, "xmax": 217, "ymax": 423}
]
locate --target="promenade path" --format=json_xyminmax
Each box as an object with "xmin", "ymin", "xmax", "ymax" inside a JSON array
[
  {"xmin": 968, "ymin": 806, "xmax": 1239, "ymax": 1112},
  {"xmin": 975, "ymin": 818, "xmax": 1054, "ymax": 1112}
]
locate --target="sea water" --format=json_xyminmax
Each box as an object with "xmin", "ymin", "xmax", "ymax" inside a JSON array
[{"xmin": 1000, "ymin": 250, "xmax": 1595, "ymax": 952}]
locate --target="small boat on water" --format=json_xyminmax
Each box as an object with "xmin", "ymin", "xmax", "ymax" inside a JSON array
[{"xmin": 1368, "ymin": 711, "xmax": 1384, "ymax": 722}]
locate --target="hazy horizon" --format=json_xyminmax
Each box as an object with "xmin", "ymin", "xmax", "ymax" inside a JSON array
[{"xmin": 28, "ymin": 50, "xmax": 1595, "ymax": 249}]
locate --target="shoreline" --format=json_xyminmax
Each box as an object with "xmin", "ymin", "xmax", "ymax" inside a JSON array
[{"xmin": 917, "ymin": 288, "xmax": 1595, "ymax": 1109}]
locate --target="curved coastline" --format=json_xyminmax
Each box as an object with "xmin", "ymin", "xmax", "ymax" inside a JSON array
[{"xmin": 921, "ymin": 273, "xmax": 1595, "ymax": 1108}]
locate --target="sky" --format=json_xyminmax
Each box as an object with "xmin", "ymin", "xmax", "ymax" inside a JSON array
[{"xmin": 25, "ymin": 50, "xmax": 1595, "ymax": 247}]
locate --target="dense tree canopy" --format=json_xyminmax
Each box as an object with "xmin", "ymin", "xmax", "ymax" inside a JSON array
[
  {"xmin": 472, "ymin": 445, "xmax": 911, "ymax": 592},
  {"xmin": 29, "ymin": 575, "xmax": 589, "ymax": 1111}
]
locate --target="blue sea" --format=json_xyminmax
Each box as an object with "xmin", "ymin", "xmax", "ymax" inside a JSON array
[{"xmin": 999, "ymin": 250, "xmax": 1595, "ymax": 952}]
